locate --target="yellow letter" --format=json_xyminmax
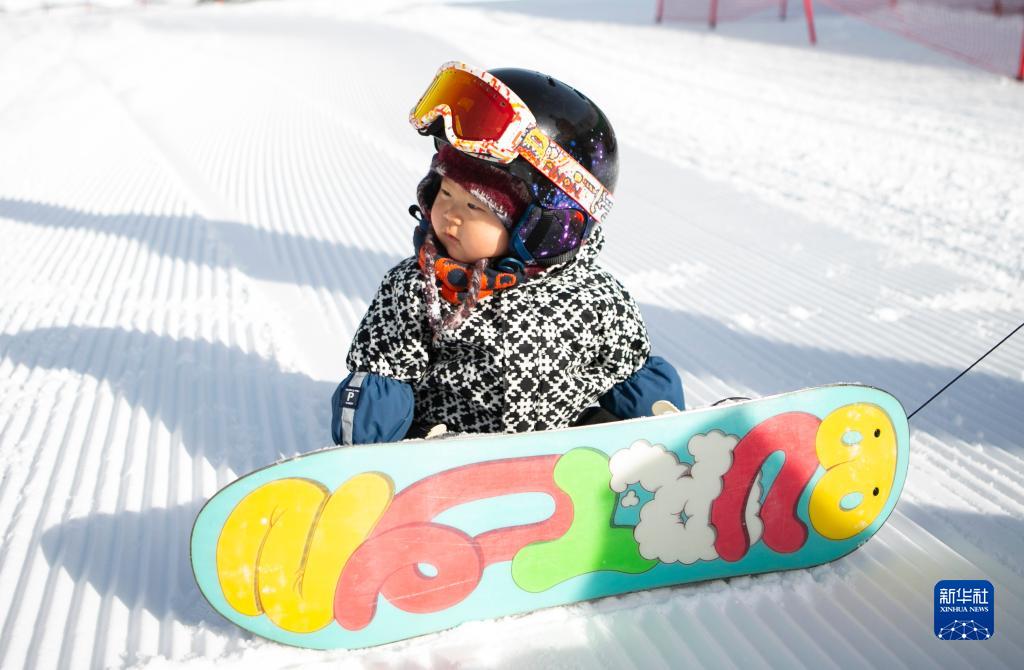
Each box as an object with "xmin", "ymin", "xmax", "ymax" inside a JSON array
[
  {"xmin": 809, "ymin": 404, "xmax": 897, "ymax": 540},
  {"xmin": 216, "ymin": 473, "xmax": 393, "ymax": 633}
]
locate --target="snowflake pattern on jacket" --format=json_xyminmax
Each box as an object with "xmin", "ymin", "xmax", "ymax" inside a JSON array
[{"xmin": 345, "ymin": 228, "xmax": 650, "ymax": 436}]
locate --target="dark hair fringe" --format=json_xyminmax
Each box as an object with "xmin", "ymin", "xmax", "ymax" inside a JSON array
[{"xmin": 421, "ymin": 229, "xmax": 488, "ymax": 343}]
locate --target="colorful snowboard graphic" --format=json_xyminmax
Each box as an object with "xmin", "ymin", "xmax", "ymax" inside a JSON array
[{"xmin": 191, "ymin": 384, "xmax": 910, "ymax": 649}]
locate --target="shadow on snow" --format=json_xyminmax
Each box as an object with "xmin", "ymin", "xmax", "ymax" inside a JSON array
[
  {"xmin": 39, "ymin": 502, "xmax": 235, "ymax": 634},
  {"xmin": 0, "ymin": 197, "xmax": 405, "ymax": 302},
  {"xmin": 642, "ymin": 303, "xmax": 1024, "ymax": 453},
  {"xmin": 0, "ymin": 325, "xmax": 336, "ymax": 475}
]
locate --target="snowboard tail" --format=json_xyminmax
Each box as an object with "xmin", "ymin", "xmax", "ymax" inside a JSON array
[{"xmin": 191, "ymin": 384, "xmax": 910, "ymax": 649}]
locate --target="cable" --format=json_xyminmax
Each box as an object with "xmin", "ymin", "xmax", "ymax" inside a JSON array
[{"xmin": 908, "ymin": 319, "xmax": 1024, "ymax": 421}]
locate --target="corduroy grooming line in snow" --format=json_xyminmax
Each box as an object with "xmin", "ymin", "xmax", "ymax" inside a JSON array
[{"xmin": 656, "ymin": 0, "xmax": 1024, "ymax": 79}]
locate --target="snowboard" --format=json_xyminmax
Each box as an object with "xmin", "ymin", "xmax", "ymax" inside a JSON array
[{"xmin": 191, "ymin": 383, "xmax": 910, "ymax": 649}]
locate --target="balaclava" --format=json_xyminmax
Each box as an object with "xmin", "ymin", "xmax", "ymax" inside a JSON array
[{"xmin": 414, "ymin": 143, "xmax": 533, "ymax": 342}]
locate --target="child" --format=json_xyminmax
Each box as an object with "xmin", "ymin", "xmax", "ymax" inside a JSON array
[{"xmin": 332, "ymin": 62, "xmax": 683, "ymax": 445}]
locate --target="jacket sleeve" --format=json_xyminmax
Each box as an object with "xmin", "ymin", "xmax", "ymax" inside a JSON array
[
  {"xmin": 599, "ymin": 356, "xmax": 685, "ymax": 419},
  {"xmin": 596, "ymin": 282, "xmax": 685, "ymax": 418},
  {"xmin": 331, "ymin": 372, "xmax": 415, "ymax": 445},
  {"xmin": 345, "ymin": 259, "xmax": 432, "ymax": 382},
  {"xmin": 332, "ymin": 260, "xmax": 431, "ymax": 445}
]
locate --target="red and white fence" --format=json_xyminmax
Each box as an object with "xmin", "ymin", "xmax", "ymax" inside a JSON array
[{"xmin": 656, "ymin": 0, "xmax": 1024, "ymax": 80}]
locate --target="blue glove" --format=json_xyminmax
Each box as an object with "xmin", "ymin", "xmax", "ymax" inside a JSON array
[
  {"xmin": 599, "ymin": 356, "xmax": 685, "ymax": 419},
  {"xmin": 331, "ymin": 372, "xmax": 415, "ymax": 445}
]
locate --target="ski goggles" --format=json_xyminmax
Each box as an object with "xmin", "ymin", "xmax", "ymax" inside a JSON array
[
  {"xmin": 410, "ymin": 61, "xmax": 615, "ymax": 224},
  {"xmin": 510, "ymin": 204, "xmax": 594, "ymax": 266}
]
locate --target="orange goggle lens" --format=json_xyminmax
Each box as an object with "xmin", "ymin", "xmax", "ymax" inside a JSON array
[{"xmin": 413, "ymin": 68, "xmax": 516, "ymax": 142}]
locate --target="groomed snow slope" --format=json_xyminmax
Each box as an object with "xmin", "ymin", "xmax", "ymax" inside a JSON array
[{"xmin": 0, "ymin": 1, "xmax": 1022, "ymax": 667}]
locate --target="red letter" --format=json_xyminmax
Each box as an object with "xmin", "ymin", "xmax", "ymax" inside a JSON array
[
  {"xmin": 711, "ymin": 413, "xmax": 821, "ymax": 562},
  {"xmin": 334, "ymin": 456, "xmax": 574, "ymax": 629}
]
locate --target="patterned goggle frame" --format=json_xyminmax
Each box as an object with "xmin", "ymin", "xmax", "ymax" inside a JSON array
[{"xmin": 410, "ymin": 61, "xmax": 615, "ymax": 224}]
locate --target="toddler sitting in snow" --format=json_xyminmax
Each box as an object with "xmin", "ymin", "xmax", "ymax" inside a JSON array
[{"xmin": 331, "ymin": 62, "xmax": 683, "ymax": 444}]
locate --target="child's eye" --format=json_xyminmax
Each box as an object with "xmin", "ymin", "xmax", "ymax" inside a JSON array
[
  {"xmin": 467, "ymin": 203, "xmax": 479, "ymax": 210},
  {"xmin": 439, "ymin": 189, "xmax": 450, "ymax": 197}
]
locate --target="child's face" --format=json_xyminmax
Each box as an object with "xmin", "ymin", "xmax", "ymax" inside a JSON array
[{"xmin": 431, "ymin": 177, "xmax": 510, "ymax": 264}]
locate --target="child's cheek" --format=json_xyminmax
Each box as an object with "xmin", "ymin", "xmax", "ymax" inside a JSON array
[{"xmin": 429, "ymin": 207, "xmax": 445, "ymax": 234}]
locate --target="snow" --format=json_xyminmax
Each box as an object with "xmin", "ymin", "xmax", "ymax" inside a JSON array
[{"xmin": 1, "ymin": 0, "xmax": 1023, "ymax": 667}]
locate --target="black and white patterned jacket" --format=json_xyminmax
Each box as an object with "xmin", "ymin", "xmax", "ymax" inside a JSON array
[{"xmin": 345, "ymin": 228, "xmax": 653, "ymax": 436}]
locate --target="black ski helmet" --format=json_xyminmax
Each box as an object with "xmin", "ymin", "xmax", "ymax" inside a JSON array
[{"xmin": 421, "ymin": 67, "xmax": 619, "ymax": 222}]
